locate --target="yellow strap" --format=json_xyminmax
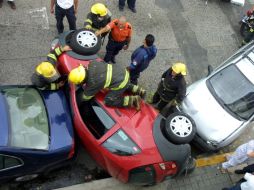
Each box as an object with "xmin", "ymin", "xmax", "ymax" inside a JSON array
[
  {"xmin": 55, "ymin": 47, "xmax": 62, "ymax": 56},
  {"xmin": 104, "ymin": 64, "xmax": 113, "ymax": 88},
  {"xmin": 132, "ymin": 85, "xmax": 139, "ymax": 93},
  {"xmin": 85, "ymin": 19, "xmax": 92, "ymax": 24},
  {"xmin": 123, "ymin": 96, "xmax": 130, "ymax": 106},
  {"xmin": 111, "ymin": 70, "xmax": 129, "ymax": 90},
  {"xmin": 47, "ymin": 53, "xmax": 57, "ymax": 61},
  {"xmin": 82, "ymin": 94, "xmax": 94, "ymax": 101},
  {"xmin": 50, "ymin": 83, "xmax": 58, "ymax": 90}
]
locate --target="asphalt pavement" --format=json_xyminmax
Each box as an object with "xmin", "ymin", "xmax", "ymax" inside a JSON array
[{"xmin": 1, "ymin": 0, "xmax": 254, "ymax": 189}]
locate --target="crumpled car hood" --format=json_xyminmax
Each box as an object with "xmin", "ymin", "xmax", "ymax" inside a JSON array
[{"xmin": 181, "ymin": 80, "xmax": 243, "ymax": 143}]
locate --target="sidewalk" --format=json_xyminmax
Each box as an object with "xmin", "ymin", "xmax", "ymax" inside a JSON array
[{"xmin": 56, "ymin": 164, "xmax": 239, "ymax": 190}]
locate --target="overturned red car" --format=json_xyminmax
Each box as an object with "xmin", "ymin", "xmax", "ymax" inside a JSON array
[{"xmin": 51, "ymin": 29, "xmax": 196, "ymax": 185}]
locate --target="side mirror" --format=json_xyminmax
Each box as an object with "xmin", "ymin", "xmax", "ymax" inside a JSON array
[{"xmin": 207, "ymin": 65, "xmax": 213, "ymax": 76}]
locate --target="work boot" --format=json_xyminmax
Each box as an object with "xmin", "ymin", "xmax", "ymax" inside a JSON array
[
  {"xmin": 129, "ymin": 7, "xmax": 137, "ymax": 13},
  {"xmin": 137, "ymin": 88, "xmax": 146, "ymax": 99},
  {"xmin": 129, "ymin": 95, "xmax": 141, "ymax": 111},
  {"xmin": 132, "ymin": 85, "xmax": 146, "ymax": 99},
  {"xmin": 0, "ymin": 0, "xmax": 3, "ymax": 8},
  {"xmin": 7, "ymin": 1, "xmax": 16, "ymax": 10},
  {"xmin": 119, "ymin": 6, "xmax": 124, "ymax": 12}
]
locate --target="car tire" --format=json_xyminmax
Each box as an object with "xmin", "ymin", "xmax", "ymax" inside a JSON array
[
  {"xmin": 15, "ymin": 174, "xmax": 39, "ymax": 182},
  {"xmin": 70, "ymin": 29, "xmax": 101, "ymax": 55},
  {"xmin": 165, "ymin": 112, "xmax": 196, "ymax": 145}
]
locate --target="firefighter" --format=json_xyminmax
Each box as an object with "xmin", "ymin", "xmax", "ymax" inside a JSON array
[
  {"xmin": 68, "ymin": 61, "xmax": 146, "ymax": 110},
  {"xmin": 31, "ymin": 45, "xmax": 72, "ymax": 90},
  {"xmin": 242, "ymin": 28, "xmax": 254, "ymax": 46},
  {"xmin": 151, "ymin": 63, "xmax": 187, "ymax": 111},
  {"xmin": 95, "ymin": 16, "xmax": 132, "ymax": 63},
  {"xmin": 84, "ymin": 3, "xmax": 111, "ymax": 37}
]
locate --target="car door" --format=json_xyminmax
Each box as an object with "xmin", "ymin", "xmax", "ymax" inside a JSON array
[{"xmin": 0, "ymin": 154, "xmax": 24, "ymax": 182}]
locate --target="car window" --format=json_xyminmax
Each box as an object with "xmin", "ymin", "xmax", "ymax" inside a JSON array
[
  {"xmin": 0, "ymin": 155, "xmax": 22, "ymax": 171},
  {"xmin": 0, "ymin": 155, "xmax": 3, "ymax": 169},
  {"xmin": 1, "ymin": 88, "xmax": 49, "ymax": 150},
  {"xmin": 208, "ymin": 65, "xmax": 254, "ymax": 120},
  {"xmin": 102, "ymin": 130, "xmax": 140, "ymax": 156},
  {"xmin": 78, "ymin": 100, "xmax": 115, "ymax": 139}
]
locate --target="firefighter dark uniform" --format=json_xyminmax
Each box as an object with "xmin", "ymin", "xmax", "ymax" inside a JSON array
[
  {"xmin": 152, "ymin": 63, "xmax": 187, "ymax": 111},
  {"xmin": 84, "ymin": 12, "xmax": 111, "ymax": 30},
  {"xmin": 84, "ymin": 3, "xmax": 111, "ymax": 38},
  {"xmin": 31, "ymin": 47, "xmax": 65, "ymax": 90},
  {"xmin": 68, "ymin": 61, "xmax": 145, "ymax": 110},
  {"xmin": 242, "ymin": 27, "xmax": 254, "ymax": 46}
]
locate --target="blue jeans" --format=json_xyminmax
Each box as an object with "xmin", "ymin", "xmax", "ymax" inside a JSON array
[
  {"xmin": 55, "ymin": 4, "xmax": 76, "ymax": 33},
  {"xmin": 119, "ymin": 0, "xmax": 136, "ymax": 9}
]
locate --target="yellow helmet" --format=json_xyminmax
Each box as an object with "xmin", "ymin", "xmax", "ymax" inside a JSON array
[
  {"xmin": 36, "ymin": 62, "xmax": 58, "ymax": 78},
  {"xmin": 91, "ymin": 3, "xmax": 108, "ymax": 17},
  {"xmin": 172, "ymin": 62, "xmax": 187, "ymax": 76},
  {"xmin": 68, "ymin": 65, "xmax": 86, "ymax": 85}
]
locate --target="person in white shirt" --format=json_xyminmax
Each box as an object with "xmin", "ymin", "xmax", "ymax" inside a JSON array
[
  {"xmin": 221, "ymin": 140, "xmax": 254, "ymax": 173},
  {"xmin": 222, "ymin": 173, "xmax": 254, "ymax": 190},
  {"xmin": 50, "ymin": 0, "xmax": 78, "ymax": 34}
]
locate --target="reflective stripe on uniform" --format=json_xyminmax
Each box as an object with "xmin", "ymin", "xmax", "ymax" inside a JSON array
[
  {"xmin": 104, "ymin": 64, "xmax": 113, "ymax": 88},
  {"xmin": 123, "ymin": 96, "xmax": 130, "ymax": 106},
  {"xmin": 82, "ymin": 94, "xmax": 94, "ymax": 101},
  {"xmin": 131, "ymin": 85, "xmax": 139, "ymax": 93},
  {"xmin": 50, "ymin": 83, "xmax": 58, "ymax": 90},
  {"xmin": 47, "ymin": 53, "xmax": 57, "ymax": 61},
  {"xmin": 55, "ymin": 47, "xmax": 62, "ymax": 56},
  {"xmin": 85, "ymin": 19, "xmax": 92, "ymax": 24},
  {"xmin": 111, "ymin": 70, "xmax": 130, "ymax": 90}
]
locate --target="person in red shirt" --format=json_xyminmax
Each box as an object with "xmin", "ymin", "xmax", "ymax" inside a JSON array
[{"xmin": 96, "ymin": 16, "xmax": 132, "ymax": 63}]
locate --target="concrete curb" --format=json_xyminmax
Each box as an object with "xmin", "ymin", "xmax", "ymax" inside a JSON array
[{"xmin": 55, "ymin": 177, "xmax": 168, "ymax": 190}]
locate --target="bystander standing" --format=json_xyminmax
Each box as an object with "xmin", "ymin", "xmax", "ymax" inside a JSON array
[{"xmin": 50, "ymin": 0, "xmax": 78, "ymax": 34}]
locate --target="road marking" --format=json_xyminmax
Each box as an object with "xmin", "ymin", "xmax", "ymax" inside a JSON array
[
  {"xmin": 29, "ymin": 7, "xmax": 49, "ymax": 30},
  {"xmin": 148, "ymin": 13, "xmax": 152, "ymax": 19},
  {"xmin": 196, "ymin": 152, "xmax": 233, "ymax": 167}
]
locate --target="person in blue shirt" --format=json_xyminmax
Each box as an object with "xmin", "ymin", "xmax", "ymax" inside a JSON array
[{"xmin": 128, "ymin": 34, "xmax": 157, "ymax": 85}]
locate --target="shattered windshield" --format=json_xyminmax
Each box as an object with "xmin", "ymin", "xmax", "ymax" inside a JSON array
[{"xmin": 208, "ymin": 65, "xmax": 254, "ymax": 120}]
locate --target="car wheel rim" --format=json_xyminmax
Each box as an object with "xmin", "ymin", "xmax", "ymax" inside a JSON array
[
  {"xmin": 169, "ymin": 115, "xmax": 193, "ymax": 137},
  {"xmin": 76, "ymin": 31, "xmax": 98, "ymax": 48}
]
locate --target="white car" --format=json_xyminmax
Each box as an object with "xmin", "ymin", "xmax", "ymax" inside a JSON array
[{"xmin": 179, "ymin": 41, "xmax": 254, "ymax": 151}]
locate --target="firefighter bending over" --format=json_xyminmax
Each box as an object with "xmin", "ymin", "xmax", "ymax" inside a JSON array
[{"xmin": 68, "ymin": 61, "xmax": 146, "ymax": 110}]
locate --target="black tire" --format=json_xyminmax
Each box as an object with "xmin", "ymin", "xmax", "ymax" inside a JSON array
[
  {"xmin": 240, "ymin": 23, "xmax": 250, "ymax": 37},
  {"xmin": 165, "ymin": 112, "xmax": 196, "ymax": 145},
  {"xmin": 70, "ymin": 29, "xmax": 101, "ymax": 55}
]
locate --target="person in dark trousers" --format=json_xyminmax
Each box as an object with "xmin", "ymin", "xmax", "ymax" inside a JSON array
[
  {"xmin": 0, "ymin": 0, "xmax": 16, "ymax": 9},
  {"xmin": 222, "ymin": 173, "xmax": 254, "ymax": 190},
  {"xmin": 128, "ymin": 34, "xmax": 157, "ymax": 85},
  {"xmin": 96, "ymin": 16, "xmax": 132, "ymax": 64},
  {"xmin": 50, "ymin": 0, "xmax": 78, "ymax": 34},
  {"xmin": 119, "ymin": 0, "xmax": 136, "ymax": 13},
  {"xmin": 151, "ymin": 63, "xmax": 187, "ymax": 111},
  {"xmin": 68, "ymin": 62, "xmax": 146, "ymax": 110},
  {"xmin": 31, "ymin": 45, "xmax": 72, "ymax": 90},
  {"xmin": 235, "ymin": 163, "xmax": 254, "ymax": 174},
  {"xmin": 84, "ymin": 3, "xmax": 111, "ymax": 37}
]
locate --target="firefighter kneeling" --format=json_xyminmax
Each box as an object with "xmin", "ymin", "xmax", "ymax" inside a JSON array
[{"xmin": 68, "ymin": 61, "xmax": 146, "ymax": 110}]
